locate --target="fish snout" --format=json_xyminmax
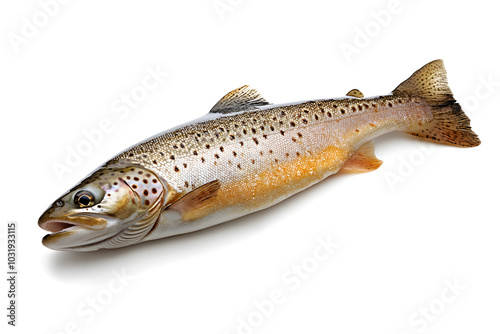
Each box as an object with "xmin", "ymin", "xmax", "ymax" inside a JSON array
[{"xmin": 38, "ymin": 201, "xmax": 108, "ymax": 233}]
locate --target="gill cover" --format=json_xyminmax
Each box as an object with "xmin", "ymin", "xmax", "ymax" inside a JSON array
[{"xmin": 92, "ymin": 163, "xmax": 166, "ymax": 249}]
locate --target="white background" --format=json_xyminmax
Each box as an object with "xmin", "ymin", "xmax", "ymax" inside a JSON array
[{"xmin": 1, "ymin": 1, "xmax": 499, "ymax": 333}]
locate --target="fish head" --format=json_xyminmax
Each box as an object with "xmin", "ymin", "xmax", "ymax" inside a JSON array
[{"xmin": 39, "ymin": 162, "xmax": 166, "ymax": 251}]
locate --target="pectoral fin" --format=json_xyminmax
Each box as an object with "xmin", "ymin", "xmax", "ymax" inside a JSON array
[
  {"xmin": 341, "ymin": 141, "xmax": 382, "ymax": 173},
  {"xmin": 164, "ymin": 180, "xmax": 221, "ymax": 221}
]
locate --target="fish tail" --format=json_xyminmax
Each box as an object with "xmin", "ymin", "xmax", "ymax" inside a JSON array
[{"xmin": 393, "ymin": 59, "xmax": 480, "ymax": 147}]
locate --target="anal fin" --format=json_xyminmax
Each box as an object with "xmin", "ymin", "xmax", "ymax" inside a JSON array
[{"xmin": 341, "ymin": 141, "xmax": 382, "ymax": 173}]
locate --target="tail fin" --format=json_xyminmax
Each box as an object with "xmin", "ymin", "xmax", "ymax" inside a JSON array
[{"xmin": 393, "ymin": 59, "xmax": 480, "ymax": 147}]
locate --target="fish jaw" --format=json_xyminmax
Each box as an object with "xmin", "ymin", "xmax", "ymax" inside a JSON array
[
  {"xmin": 41, "ymin": 221, "xmax": 114, "ymax": 251},
  {"xmin": 38, "ymin": 210, "xmax": 130, "ymax": 251},
  {"xmin": 38, "ymin": 199, "xmax": 109, "ymax": 250},
  {"xmin": 38, "ymin": 203, "xmax": 148, "ymax": 251}
]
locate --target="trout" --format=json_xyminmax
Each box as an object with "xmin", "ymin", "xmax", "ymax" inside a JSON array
[{"xmin": 39, "ymin": 60, "xmax": 480, "ymax": 251}]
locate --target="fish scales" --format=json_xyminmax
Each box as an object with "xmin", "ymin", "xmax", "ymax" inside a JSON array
[
  {"xmin": 110, "ymin": 95, "xmax": 432, "ymax": 241},
  {"xmin": 116, "ymin": 95, "xmax": 426, "ymax": 196}
]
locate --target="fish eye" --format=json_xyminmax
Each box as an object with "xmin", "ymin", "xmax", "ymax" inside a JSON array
[{"xmin": 74, "ymin": 190, "xmax": 95, "ymax": 208}]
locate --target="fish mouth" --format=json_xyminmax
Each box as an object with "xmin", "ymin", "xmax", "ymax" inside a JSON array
[
  {"xmin": 39, "ymin": 218, "xmax": 117, "ymax": 251},
  {"xmin": 40, "ymin": 220, "xmax": 84, "ymax": 233}
]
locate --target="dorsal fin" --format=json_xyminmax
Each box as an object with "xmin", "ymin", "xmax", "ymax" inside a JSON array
[
  {"xmin": 346, "ymin": 89, "xmax": 364, "ymax": 98},
  {"xmin": 210, "ymin": 85, "xmax": 270, "ymax": 114}
]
